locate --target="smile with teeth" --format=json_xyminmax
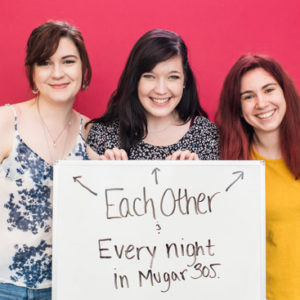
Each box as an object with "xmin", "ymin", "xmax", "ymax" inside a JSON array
[
  {"xmin": 49, "ymin": 83, "xmax": 70, "ymax": 89},
  {"xmin": 151, "ymin": 97, "xmax": 170, "ymax": 104},
  {"xmin": 256, "ymin": 109, "xmax": 276, "ymax": 119}
]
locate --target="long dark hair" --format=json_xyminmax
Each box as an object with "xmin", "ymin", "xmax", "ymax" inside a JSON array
[
  {"xmin": 215, "ymin": 54, "xmax": 300, "ymax": 178},
  {"xmin": 88, "ymin": 29, "xmax": 207, "ymax": 152}
]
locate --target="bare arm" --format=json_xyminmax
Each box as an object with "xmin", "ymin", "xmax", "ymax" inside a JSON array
[
  {"xmin": 0, "ymin": 105, "xmax": 14, "ymax": 163},
  {"xmin": 80, "ymin": 115, "xmax": 102, "ymax": 160}
]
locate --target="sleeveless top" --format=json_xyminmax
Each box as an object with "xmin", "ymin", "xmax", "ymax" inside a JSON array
[{"xmin": 0, "ymin": 105, "xmax": 89, "ymax": 289}]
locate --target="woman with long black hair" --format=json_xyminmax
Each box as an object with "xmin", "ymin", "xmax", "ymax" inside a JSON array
[{"xmin": 87, "ymin": 29, "xmax": 219, "ymax": 160}]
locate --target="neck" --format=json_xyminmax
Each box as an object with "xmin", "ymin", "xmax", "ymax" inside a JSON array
[
  {"xmin": 33, "ymin": 96, "xmax": 74, "ymax": 124},
  {"xmin": 146, "ymin": 112, "xmax": 180, "ymax": 133},
  {"xmin": 253, "ymin": 130, "xmax": 282, "ymax": 159},
  {"xmin": 33, "ymin": 96, "xmax": 75, "ymax": 164}
]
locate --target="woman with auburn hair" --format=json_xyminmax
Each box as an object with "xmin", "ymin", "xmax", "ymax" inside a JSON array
[
  {"xmin": 215, "ymin": 54, "xmax": 300, "ymax": 299},
  {"xmin": 87, "ymin": 29, "xmax": 219, "ymax": 160},
  {"xmin": 0, "ymin": 21, "xmax": 98, "ymax": 299}
]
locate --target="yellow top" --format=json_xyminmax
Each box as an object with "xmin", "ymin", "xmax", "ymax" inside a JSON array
[{"xmin": 252, "ymin": 148, "xmax": 300, "ymax": 300}]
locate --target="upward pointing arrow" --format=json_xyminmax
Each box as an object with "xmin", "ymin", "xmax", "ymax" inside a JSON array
[
  {"xmin": 225, "ymin": 171, "xmax": 244, "ymax": 192},
  {"xmin": 151, "ymin": 168, "xmax": 161, "ymax": 185}
]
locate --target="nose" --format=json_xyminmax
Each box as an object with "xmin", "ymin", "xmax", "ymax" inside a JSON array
[
  {"xmin": 154, "ymin": 78, "xmax": 168, "ymax": 94},
  {"xmin": 255, "ymin": 93, "xmax": 268, "ymax": 108},
  {"xmin": 51, "ymin": 63, "xmax": 64, "ymax": 78}
]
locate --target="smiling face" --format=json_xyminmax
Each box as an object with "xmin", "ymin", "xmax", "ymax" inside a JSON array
[
  {"xmin": 240, "ymin": 68, "xmax": 287, "ymax": 138},
  {"xmin": 33, "ymin": 37, "xmax": 82, "ymax": 104},
  {"xmin": 137, "ymin": 55, "xmax": 185, "ymax": 121}
]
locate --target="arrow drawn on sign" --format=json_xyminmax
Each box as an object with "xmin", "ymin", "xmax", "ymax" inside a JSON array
[
  {"xmin": 225, "ymin": 171, "xmax": 244, "ymax": 192},
  {"xmin": 73, "ymin": 176, "xmax": 98, "ymax": 196},
  {"xmin": 151, "ymin": 168, "xmax": 161, "ymax": 185}
]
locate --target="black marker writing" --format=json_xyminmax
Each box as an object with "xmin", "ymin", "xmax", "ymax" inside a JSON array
[
  {"xmin": 98, "ymin": 238, "xmax": 157, "ymax": 268},
  {"xmin": 138, "ymin": 268, "xmax": 188, "ymax": 293},
  {"xmin": 114, "ymin": 272, "xmax": 129, "ymax": 289},
  {"xmin": 105, "ymin": 187, "xmax": 221, "ymax": 220},
  {"xmin": 73, "ymin": 176, "xmax": 98, "ymax": 196},
  {"xmin": 151, "ymin": 168, "xmax": 161, "ymax": 185},
  {"xmin": 225, "ymin": 171, "xmax": 244, "ymax": 192}
]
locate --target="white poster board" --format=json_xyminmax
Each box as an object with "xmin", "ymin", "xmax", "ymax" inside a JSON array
[{"xmin": 53, "ymin": 161, "xmax": 265, "ymax": 300}]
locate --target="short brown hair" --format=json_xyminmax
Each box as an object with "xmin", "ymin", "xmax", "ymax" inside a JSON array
[{"xmin": 25, "ymin": 20, "xmax": 91, "ymax": 89}]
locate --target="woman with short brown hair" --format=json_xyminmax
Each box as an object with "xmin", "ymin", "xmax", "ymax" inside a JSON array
[{"xmin": 0, "ymin": 20, "xmax": 98, "ymax": 299}]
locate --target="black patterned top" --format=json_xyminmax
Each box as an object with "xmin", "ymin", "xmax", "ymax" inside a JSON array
[{"xmin": 87, "ymin": 116, "xmax": 219, "ymax": 160}]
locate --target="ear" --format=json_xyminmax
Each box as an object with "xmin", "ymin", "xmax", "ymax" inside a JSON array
[
  {"xmin": 32, "ymin": 83, "xmax": 39, "ymax": 94},
  {"xmin": 81, "ymin": 71, "xmax": 89, "ymax": 90}
]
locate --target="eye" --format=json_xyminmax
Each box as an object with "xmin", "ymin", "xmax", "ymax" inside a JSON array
[
  {"xmin": 142, "ymin": 73, "xmax": 154, "ymax": 79},
  {"xmin": 169, "ymin": 75, "xmax": 180, "ymax": 80},
  {"xmin": 241, "ymin": 94, "xmax": 254, "ymax": 101},
  {"xmin": 265, "ymin": 87, "xmax": 275, "ymax": 94},
  {"xmin": 37, "ymin": 60, "xmax": 51, "ymax": 66},
  {"xmin": 63, "ymin": 59, "xmax": 76, "ymax": 65}
]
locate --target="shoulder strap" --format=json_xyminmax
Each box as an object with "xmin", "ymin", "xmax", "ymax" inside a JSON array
[{"xmin": 79, "ymin": 114, "xmax": 84, "ymax": 132}]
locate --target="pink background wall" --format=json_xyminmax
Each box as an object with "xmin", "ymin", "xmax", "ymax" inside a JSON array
[{"xmin": 0, "ymin": 0, "xmax": 299, "ymax": 120}]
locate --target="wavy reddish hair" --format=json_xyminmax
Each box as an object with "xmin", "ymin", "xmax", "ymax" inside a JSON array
[{"xmin": 215, "ymin": 54, "xmax": 300, "ymax": 178}]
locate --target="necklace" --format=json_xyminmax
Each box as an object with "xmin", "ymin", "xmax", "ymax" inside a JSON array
[
  {"xmin": 37, "ymin": 98, "xmax": 73, "ymax": 164},
  {"xmin": 37, "ymin": 100, "xmax": 72, "ymax": 147}
]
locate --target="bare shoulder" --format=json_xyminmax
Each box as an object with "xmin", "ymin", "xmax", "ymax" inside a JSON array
[
  {"xmin": 80, "ymin": 113, "xmax": 92, "ymax": 140},
  {"xmin": 0, "ymin": 105, "xmax": 15, "ymax": 134},
  {"xmin": 0, "ymin": 105, "xmax": 16, "ymax": 162},
  {"xmin": 76, "ymin": 113, "xmax": 100, "ymax": 160},
  {"xmin": 0, "ymin": 104, "xmax": 14, "ymax": 122}
]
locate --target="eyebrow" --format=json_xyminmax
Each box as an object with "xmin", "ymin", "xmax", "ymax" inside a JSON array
[
  {"xmin": 146, "ymin": 70, "xmax": 182, "ymax": 73},
  {"xmin": 61, "ymin": 55, "xmax": 78, "ymax": 59},
  {"xmin": 240, "ymin": 83, "xmax": 277, "ymax": 96}
]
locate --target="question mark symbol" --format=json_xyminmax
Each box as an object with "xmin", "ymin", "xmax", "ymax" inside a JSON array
[{"xmin": 155, "ymin": 222, "xmax": 162, "ymax": 234}]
